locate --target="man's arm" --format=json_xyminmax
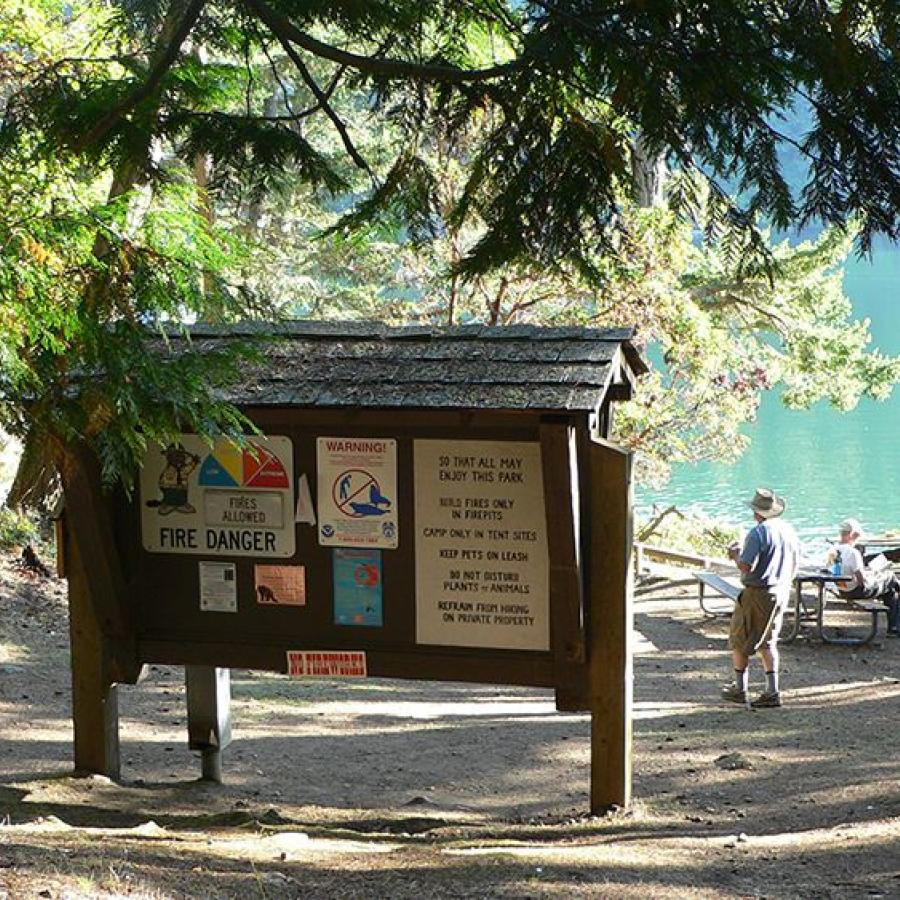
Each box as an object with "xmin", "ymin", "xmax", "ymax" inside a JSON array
[
  {"xmin": 850, "ymin": 547, "xmax": 866, "ymax": 589},
  {"xmin": 728, "ymin": 545, "xmax": 751, "ymax": 574},
  {"xmin": 730, "ymin": 530, "xmax": 758, "ymax": 576}
]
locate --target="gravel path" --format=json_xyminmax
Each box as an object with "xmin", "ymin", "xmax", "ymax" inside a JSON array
[{"xmin": 1, "ymin": 555, "xmax": 898, "ymax": 898}]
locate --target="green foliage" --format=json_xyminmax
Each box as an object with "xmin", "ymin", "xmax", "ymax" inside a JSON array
[
  {"xmin": 0, "ymin": 506, "xmax": 39, "ymax": 550},
  {"xmin": 0, "ymin": 4, "xmax": 268, "ymax": 497},
  {"xmin": 174, "ymin": 112, "xmax": 349, "ymax": 201},
  {"xmin": 246, "ymin": 97, "xmax": 899, "ymax": 485},
  {"xmin": 637, "ymin": 507, "xmax": 741, "ymax": 559},
  {"xmin": 612, "ymin": 215, "xmax": 900, "ymax": 485},
  {"xmin": 3, "ymin": 0, "xmax": 900, "ymax": 502},
  {"xmin": 8, "ymin": 0, "xmax": 900, "ymax": 276}
]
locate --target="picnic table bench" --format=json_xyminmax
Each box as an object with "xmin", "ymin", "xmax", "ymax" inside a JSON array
[
  {"xmin": 824, "ymin": 597, "xmax": 889, "ymax": 644},
  {"xmin": 695, "ymin": 571, "xmax": 741, "ymax": 617},
  {"xmin": 785, "ymin": 572, "xmax": 890, "ymax": 645}
]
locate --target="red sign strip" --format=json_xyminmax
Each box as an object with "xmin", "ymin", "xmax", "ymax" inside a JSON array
[{"xmin": 286, "ymin": 650, "xmax": 367, "ymax": 677}]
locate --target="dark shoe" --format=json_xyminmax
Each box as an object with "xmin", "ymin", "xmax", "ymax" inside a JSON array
[
  {"xmin": 886, "ymin": 629, "xmax": 900, "ymax": 638},
  {"xmin": 721, "ymin": 685, "xmax": 748, "ymax": 704},
  {"xmin": 751, "ymin": 691, "xmax": 782, "ymax": 709}
]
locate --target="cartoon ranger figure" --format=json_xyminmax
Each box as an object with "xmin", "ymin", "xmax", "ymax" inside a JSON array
[{"xmin": 145, "ymin": 444, "xmax": 201, "ymax": 515}]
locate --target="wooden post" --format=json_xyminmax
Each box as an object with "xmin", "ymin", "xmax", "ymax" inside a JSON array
[
  {"xmin": 634, "ymin": 542, "xmax": 644, "ymax": 579},
  {"xmin": 58, "ymin": 444, "xmax": 141, "ymax": 686},
  {"xmin": 539, "ymin": 421, "xmax": 587, "ymax": 711},
  {"xmin": 185, "ymin": 666, "xmax": 232, "ymax": 782},
  {"xmin": 68, "ymin": 530, "xmax": 121, "ymax": 779},
  {"xmin": 587, "ymin": 436, "xmax": 633, "ymax": 811},
  {"xmin": 55, "ymin": 514, "xmax": 67, "ymax": 579}
]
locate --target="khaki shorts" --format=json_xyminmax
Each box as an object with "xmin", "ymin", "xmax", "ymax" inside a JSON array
[{"xmin": 728, "ymin": 585, "xmax": 785, "ymax": 655}]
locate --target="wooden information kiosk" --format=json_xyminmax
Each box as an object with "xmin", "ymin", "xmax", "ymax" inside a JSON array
[{"xmin": 63, "ymin": 322, "xmax": 646, "ymax": 812}]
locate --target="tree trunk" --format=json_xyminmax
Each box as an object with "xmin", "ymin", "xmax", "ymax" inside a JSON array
[{"xmin": 632, "ymin": 134, "xmax": 667, "ymax": 209}]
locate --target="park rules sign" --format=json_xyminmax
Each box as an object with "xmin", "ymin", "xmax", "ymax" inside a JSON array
[
  {"xmin": 414, "ymin": 440, "xmax": 550, "ymax": 651},
  {"xmin": 140, "ymin": 435, "xmax": 295, "ymax": 557}
]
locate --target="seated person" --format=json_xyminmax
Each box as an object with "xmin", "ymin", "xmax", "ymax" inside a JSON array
[{"xmin": 829, "ymin": 519, "xmax": 900, "ymax": 636}]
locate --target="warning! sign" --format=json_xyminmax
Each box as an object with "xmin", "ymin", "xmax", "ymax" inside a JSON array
[
  {"xmin": 316, "ymin": 438, "xmax": 398, "ymax": 548},
  {"xmin": 140, "ymin": 435, "xmax": 295, "ymax": 557},
  {"xmin": 286, "ymin": 650, "xmax": 367, "ymax": 677}
]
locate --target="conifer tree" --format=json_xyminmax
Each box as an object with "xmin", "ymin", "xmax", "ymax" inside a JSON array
[{"xmin": 2, "ymin": 1, "xmax": 900, "ymax": 624}]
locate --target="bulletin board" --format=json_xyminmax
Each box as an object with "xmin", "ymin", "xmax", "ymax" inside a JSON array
[{"xmin": 123, "ymin": 410, "xmax": 566, "ymax": 692}]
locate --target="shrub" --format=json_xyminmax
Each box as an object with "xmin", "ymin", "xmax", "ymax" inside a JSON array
[
  {"xmin": 637, "ymin": 506, "xmax": 741, "ymax": 558},
  {"xmin": 0, "ymin": 506, "xmax": 40, "ymax": 550}
]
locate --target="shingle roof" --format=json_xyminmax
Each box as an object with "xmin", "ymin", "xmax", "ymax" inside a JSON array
[{"xmin": 170, "ymin": 321, "xmax": 646, "ymax": 413}]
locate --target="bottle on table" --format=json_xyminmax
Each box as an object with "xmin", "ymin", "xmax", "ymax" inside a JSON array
[{"xmin": 831, "ymin": 545, "xmax": 842, "ymax": 576}]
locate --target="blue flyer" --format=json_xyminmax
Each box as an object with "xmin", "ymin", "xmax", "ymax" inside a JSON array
[{"xmin": 333, "ymin": 548, "xmax": 383, "ymax": 626}]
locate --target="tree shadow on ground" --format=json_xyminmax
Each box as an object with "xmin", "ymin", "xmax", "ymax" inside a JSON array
[
  {"xmin": 2, "ymin": 581, "xmax": 899, "ymax": 897},
  {"xmin": 1, "ymin": 817, "xmax": 898, "ymax": 900}
]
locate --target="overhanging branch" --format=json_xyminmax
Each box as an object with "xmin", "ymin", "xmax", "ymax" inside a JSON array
[
  {"xmin": 73, "ymin": 0, "xmax": 206, "ymax": 152},
  {"xmin": 268, "ymin": 31, "xmax": 371, "ymax": 173},
  {"xmin": 245, "ymin": 0, "xmax": 526, "ymax": 83}
]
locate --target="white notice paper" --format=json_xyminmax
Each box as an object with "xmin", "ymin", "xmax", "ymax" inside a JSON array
[
  {"xmin": 199, "ymin": 561, "xmax": 237, "ymax": 612},
  {"xmin": 295, "ymin": 473, "xmax": 316, "ymax": 525},
  {"xmin": 414, "ymin": 440, "xmax": 549, "ymax": 650}
]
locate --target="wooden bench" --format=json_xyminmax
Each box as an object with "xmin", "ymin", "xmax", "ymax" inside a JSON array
[{"xmin": 695, "ymin": 571, "xmax": 741, "ymax": 617}]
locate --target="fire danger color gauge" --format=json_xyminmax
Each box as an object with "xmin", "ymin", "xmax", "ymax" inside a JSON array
[{"xmin": 198, "ymin": 442, "xmax": 290, "ymax": 489}]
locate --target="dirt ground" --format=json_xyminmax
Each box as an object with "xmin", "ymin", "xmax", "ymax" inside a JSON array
[{"xmin": 0, "ymin": 553, "xmax": 898, "ymax": 899}]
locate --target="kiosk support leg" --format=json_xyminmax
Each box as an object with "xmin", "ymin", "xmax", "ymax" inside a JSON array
[
  {"xmin": 186, "ymin": 666, "xmax": 232, "ymax": 782},
  {"xmin": 588, "ymin": 439, "xmax": 633, "ymax": 812},
  {"xmin": 60, "ymin": 456, "xmax": 140, "ymax": 782},
  {"xmin": 68, "ymin": 538, "xmax": 121, "ymax": 780},
  {"xmin": 539, "ymin": 422, "xmax": 587, "ymax": 711},
  {"xmin": 71, "ymin": 663, "xmax": 120, "ymax": 780}
]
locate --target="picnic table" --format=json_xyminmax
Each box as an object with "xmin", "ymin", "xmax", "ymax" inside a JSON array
[
  {"xmin": 860, "ymin": 538, "xmax": 900, "ymax": 565},
  {"xmin": 783, "ymin": 568, "xmax": 889, "ymax": 646},
  {"xmin": 695, "ymin": 571, "xmax": 741, "ymax": 617},
  {"xmin": 695, "ymin": 568, "xmax": 888, "ymax": 646}
]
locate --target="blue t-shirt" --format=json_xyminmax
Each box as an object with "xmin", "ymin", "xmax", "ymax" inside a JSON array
[{"xmin": 740, "ymin": 518, "xmax": 800, "ymax": 589}]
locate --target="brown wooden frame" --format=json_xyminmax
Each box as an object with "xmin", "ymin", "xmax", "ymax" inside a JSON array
[{"xmin": 64, "ymin": 405, "xmax": 634, "ymax": 811}]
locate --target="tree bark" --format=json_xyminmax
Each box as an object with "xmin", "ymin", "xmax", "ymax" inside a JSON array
[{"xmin": 632, "ymin": 134, "xmax": 667, "ymax": 209}]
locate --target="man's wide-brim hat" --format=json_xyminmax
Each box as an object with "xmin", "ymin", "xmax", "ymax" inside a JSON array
[{"xmin": 749, "ymin": 487, "xmax": 785, "ymax": 519}]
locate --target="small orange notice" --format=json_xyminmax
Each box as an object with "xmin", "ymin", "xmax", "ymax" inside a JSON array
[
  {"xmin": 254, "ymin": 565, "xmax": 306, "ymax": 606},
  {"xmin": 286, "ymin": 650, "xmax": 367, "ymax": 677}
]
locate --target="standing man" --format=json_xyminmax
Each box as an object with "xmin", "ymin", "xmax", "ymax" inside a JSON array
[{"xmin": 723, "ymin": 488, "xmax": 800, "ymax": 709}]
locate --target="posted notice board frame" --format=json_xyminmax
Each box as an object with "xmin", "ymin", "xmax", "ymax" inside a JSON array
[{"xmin": 66, "ymin": 405, "xmax": 633, "ymax": 812}]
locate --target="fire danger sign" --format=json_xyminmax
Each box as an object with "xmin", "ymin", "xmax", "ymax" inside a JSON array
[{"xmin": 140, "ymin": 435, "xmax": 295, "ymax": 557}]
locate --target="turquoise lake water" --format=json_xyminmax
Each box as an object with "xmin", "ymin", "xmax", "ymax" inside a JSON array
[{"xmin": 637, "ymin": 237, "xmax": 900, "ymax": 553}]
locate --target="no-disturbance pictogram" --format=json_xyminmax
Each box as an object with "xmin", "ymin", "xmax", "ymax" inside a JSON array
[{"xmin": 332, "ymin": 469, "xmax": 392, "ymax": 518}]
